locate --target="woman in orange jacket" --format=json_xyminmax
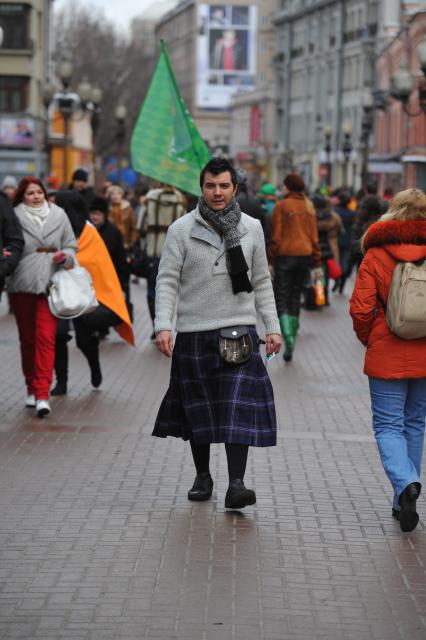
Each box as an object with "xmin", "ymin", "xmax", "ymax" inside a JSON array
[
  {"xmin": 268, "ymin": 173, "xmax": 322, "ymax": 362},
  {"xmin": 51, "ymin": 191, "xmax": 134, "ymax": 395},
  {"xmin": 350, "ymin": 188, "xmax": 426, "ymax": 532}
]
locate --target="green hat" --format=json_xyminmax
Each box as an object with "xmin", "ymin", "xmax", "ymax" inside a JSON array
[{"xmin": 260, "ymin": 183, "xmax": 275, "ymax": 196}]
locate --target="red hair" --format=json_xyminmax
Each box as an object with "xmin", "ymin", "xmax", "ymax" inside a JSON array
[{"xmin": 13, "ymin": 177, "xmax": 48, "ymax": 207}]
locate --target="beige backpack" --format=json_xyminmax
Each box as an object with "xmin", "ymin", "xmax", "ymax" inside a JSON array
[{"xmin": 386, "ymin": 260, "xmax": 426, "ymax": 339}]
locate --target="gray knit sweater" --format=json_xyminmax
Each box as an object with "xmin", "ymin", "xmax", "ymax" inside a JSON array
[{"xmin": 154, "ymin": 207, "xmax": 280, "ymax": 335}]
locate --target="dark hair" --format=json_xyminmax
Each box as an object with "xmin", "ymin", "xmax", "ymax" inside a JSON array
[
  {"xmin": 89, "ymin": 196, "xmax": 109, "ymax": 215},
  {"xmin": 13, "ymin": 177, "xmax": 48, "ymax": 207},
  {"xmin": 338, "ymin": 190, "xmax": 351, "ymax": 207},
  {"xmin": 55, "ymin": 190, "xmax": 88, "ymax": 238},
  {"xmin": 199, "ymin": 157, "xmax": 237, "ymax": 189},
  {"xmin": 366, "ymin": 181, "xmax": 378, "ymax": 195}
]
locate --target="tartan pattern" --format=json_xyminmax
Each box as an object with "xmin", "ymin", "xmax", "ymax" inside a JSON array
[{"xmin": 153, "ymin": 328, "xmax": 277, "ymax": 446}]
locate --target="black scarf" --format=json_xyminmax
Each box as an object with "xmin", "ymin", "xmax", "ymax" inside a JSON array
[{"xmin": 198, "ymin": 197, "xmax": 253, "ymax": 295}]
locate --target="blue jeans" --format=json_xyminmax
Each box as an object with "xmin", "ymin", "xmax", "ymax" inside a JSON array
[{"xmin": 369, "ymin": 377, "xmax": 426, "ymax": 510}]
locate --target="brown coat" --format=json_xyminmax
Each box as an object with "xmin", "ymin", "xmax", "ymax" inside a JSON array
[
  {"xmin": 317, "ymin": 210, "xmax": 343, "ymax": 263},
  {"xmin": 108, "ymin": 200, "xmax": 138, "ymax": 249},
  {"xmin": 268, "ymin": 192, "xmax": 321, "ymax": 266},
  {"xmin": 350, "ymin": 219, "xmax": 426, "ymax": 379}
]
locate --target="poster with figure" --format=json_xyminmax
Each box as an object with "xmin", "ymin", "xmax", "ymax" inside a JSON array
[{"xmin": 196, "ymin": 4, "xmax": 257, "ymax": 110}]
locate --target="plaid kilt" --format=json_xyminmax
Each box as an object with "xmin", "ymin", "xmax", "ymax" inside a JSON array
[{"xmin": 152, "ymin": 327, "xmax": 277, "ymax": 447}]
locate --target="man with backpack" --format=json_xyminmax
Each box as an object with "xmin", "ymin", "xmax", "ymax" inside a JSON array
[{"xmin": 350, "ymin": 188, "xmax": 426, "ymax": 534}]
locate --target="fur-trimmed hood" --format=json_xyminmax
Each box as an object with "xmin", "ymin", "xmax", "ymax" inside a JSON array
[
  {"xmin": 363, "ymin": 219, "xmax": 426, "ymax": 263},
  {"xmin": 364, "ymin": 219, "xmax": 426, "ymax": 249}
]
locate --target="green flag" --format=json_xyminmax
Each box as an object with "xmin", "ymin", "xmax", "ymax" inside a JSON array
[{"xmin": 131, "ymin": 42, "xmax": 211, "ymax": 195}]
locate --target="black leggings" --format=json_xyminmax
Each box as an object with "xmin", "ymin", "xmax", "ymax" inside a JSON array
[{"xmin": 190, "ymin": 441, "xmax": 249, "ymax": 482}]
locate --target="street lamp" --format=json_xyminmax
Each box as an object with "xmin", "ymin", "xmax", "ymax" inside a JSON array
[
  {"xmin": 360, "ymin": 89, "xmax": 374, "ymax": 188},
  {"xmin": 324, "ymin": 125, "xmax": 332, "ymax": 187},
  {"xmin": 391, "ymin": 39, "xmax": 426, "ymax": 116},
  {"xmin": 43, "ymin": 61, "xmax": 102, "ymax": 186},
  {"xmin": 115, "ymin": 105, "xmax": 127, "ymax": 186},
  {"xmin": 341, "ymin": 121, "xmax": 353, "ymax": 187}
]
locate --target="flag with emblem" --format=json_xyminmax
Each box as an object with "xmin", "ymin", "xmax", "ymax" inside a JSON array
[{"xmin": 130, "ymin": 41, "xmax": 211, "ymax": 195}]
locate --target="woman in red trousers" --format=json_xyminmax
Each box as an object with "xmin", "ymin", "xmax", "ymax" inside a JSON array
[{"xmin": 7, "ymin": 177, "xmax": 77, "ymax": 417}]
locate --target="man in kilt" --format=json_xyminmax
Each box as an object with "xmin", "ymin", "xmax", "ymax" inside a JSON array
[{"xmin": 154, "ymin": 158, "xmax": 282, "ymax": 509}]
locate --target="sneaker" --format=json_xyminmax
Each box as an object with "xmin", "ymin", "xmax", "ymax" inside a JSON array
[
  {"xmin": 225, "ymin": 479, "xmax": 256, "ymax": 509},
  {"xmin": 36, "ymin": 400, "xmax": 51, "ymax": 418},
  {"xmin": 188, "ymin": 473, "xmax": 213, "ymax": 501},
  {"xmin": 25, "ymin": 394, "xmax": 36, "ymax": 408}
]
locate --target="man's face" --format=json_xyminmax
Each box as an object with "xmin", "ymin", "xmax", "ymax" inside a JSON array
[
  {"xmin": 73, "ymin": 180, "xmax": 86, "ymax": 191},
  {"xmin": 3, "ymin": 187, "xmax": 14, "ymax": 199},
  {"xmin": 202, "ymin": 171, "xmax": 237, "ymax": 211},
  {"xmin": 89, "ymin": 210, "xmax": 105, "ymax": 228}
]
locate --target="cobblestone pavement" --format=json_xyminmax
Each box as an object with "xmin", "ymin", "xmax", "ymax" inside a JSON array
[{"xmin": 0, "ymin": 281, "xmax": 425, "ymax": 640}]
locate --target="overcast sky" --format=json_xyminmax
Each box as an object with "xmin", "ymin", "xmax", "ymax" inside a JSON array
[{"xmin": 54, "ymin": 0, "xmax": 174, "ymax": 32}]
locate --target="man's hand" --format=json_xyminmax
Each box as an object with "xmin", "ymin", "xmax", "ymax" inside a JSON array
[
  {"xmin": 266, "ymin": 333, "xmax": 282, "ymax": 355},
  {"xmin": 156, "ymin": 330, "xmax": 174, "ymax": 357}
]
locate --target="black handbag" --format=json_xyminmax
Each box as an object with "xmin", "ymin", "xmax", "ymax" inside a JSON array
[
  {"xmin": 129, "ymin": 242, "xmax": 149, "ymax": 278},
  {"xmin": 219, "ymin": 326, "xmax": 253, "ymax": 364}
]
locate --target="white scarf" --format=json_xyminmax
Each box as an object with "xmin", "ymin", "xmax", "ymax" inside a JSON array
[{"xmin": 23, "ymin": 201, "xmax": 50, "ymax": 229}]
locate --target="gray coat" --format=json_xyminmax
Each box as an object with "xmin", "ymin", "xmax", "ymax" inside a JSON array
[
  {"xmin": 7, "ymin": 203, "xmax": 77, "ymax": 295},
  {"xmin": 155, "ymin": 207, "xmax": 280, "ymax": 335}
]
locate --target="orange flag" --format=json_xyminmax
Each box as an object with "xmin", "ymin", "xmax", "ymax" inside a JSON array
[{"xmin": 77, "ymin": 223, "xmax": 135, "ymax": 346}]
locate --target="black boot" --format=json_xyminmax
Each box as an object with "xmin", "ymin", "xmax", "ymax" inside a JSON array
[
  {"xmin": 188, "ymin": 473, "xmax": 213, "ymax": 501},
  {"xmin": 224, "ymin": 479, "xmax": 256, "ymax": 509},
  {"xmin": 399, "ymin": 483, "xmax": 420, "ymax": 532},
  {"xmin": 80, "ymin": 338, "xmax": 102, "ymax": 388},
  {"xmin": 51, "ymin": 338, "xmax": 68, "ymax": 396}
]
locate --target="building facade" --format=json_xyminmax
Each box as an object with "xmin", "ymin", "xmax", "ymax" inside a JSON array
[
  {"xmin": 0, "ymin": 0, "xmax": 53, "ymax": 182},
  {"xmin": 371, "ymin": 10, "xmax": 426, "ymax": 192},
  {"xmin": 272, "ymin": 0, "xmax": 423, "ymax": 190},
  {"xmin": 156, "ymin": 0, "xmax": 279, "ymax": 152}
]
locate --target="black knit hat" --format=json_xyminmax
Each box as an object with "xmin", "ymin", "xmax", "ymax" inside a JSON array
[
  {"xmin": 72, "ymin": 168, "xmax": 88, "ymax": 182},
  {"xmin": 283, "ymin": 172, "xmax": 305, "ymax": 192},
  {"xmin": 89, "ymin": 196, "xmax": 109, "ymax": 215}
]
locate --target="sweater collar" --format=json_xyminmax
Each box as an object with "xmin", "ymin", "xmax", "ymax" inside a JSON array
[{"xmin": 191, "ymin": 206, "xmax": 248, "ymax": 251}]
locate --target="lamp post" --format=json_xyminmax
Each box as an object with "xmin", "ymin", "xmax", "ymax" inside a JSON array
[
  {"xmin": 324, "ymin": 125, "xmax": 332, "ymax": 187},
  {"xmin": 115, "ymin": 105, "xmax": 127, "ymax": 186},
  {"xmin": 360, "ymin": 88, "xmax": 374, "ymax": 189},
  {"xmin": 391, "ymin": 39, "xmax": 426, "ymax": 116},
  {"xmin": 43, "ymin": 61, "xmax": 102, "ymax": 186},
  {"xmin": 341, "ymin": 121, "xmax": 353, "ymax": 187}
]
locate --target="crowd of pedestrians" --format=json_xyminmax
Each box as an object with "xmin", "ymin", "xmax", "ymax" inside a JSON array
[{"xmin": 0, "ymin": 160, "xmax": 425, "ymax": 532}]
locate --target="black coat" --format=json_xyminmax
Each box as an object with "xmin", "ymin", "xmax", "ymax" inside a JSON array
[
  {"xmin": 0, "ymin": 192, "xmax": 24, "ymax": 297},
  {"xmin": 96, "ymin": 219, "xmax": 129, "ymax": 289}
]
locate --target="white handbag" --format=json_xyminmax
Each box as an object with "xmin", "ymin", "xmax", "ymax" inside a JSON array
[{"xmin": 48, "ymin": 263, "xmax": 98, "ymax": 320}]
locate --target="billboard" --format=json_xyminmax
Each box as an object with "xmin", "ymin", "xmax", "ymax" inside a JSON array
[
  {"xmin": 0, "ymin": 117, "xmax": 34, "ymax": 147},
  {"xmin": 196, "ymin": 4, "xmax": 257, "ymax": 110}
]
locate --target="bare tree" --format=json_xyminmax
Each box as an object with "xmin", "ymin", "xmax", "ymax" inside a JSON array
[{"xmin": 53, "ymin": 3, "xmax": 154, "ymax": 162}]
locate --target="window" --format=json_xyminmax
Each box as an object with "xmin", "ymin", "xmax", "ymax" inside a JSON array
[
  {"xmin": 0, "ymin": 4, "xmax": 30, "ymax": 50},
  {"xmin": 0, "ymin": 76, "xmax": 29, "ymax": 112}
]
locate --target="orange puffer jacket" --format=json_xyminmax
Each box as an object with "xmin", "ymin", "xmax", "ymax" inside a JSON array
[{"xmin": 350, "ymin": 219, "xmax": 426, "ymax": 378}]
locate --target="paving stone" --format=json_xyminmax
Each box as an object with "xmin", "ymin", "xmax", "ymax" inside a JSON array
[{"xmin": 0, "ymin": 283, "xmax": 426, "ymax": 639}]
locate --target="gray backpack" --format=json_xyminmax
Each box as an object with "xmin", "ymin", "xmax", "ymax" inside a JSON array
[{"xmin": 386, "ymin": 260, "xmax": 426, "ymax": 339}]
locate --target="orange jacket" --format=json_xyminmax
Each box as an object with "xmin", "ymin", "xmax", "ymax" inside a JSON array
[
  {"xmin": 78, "ymin": 223, "xmax": 134, "ymax": 346},
  {"xmin": 350, "ymin": 219, "xmax": 426, "ymax": 378},
  {"xmin": 268, "ymin": 192, "xmax": 321, "ymax": 266}
]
